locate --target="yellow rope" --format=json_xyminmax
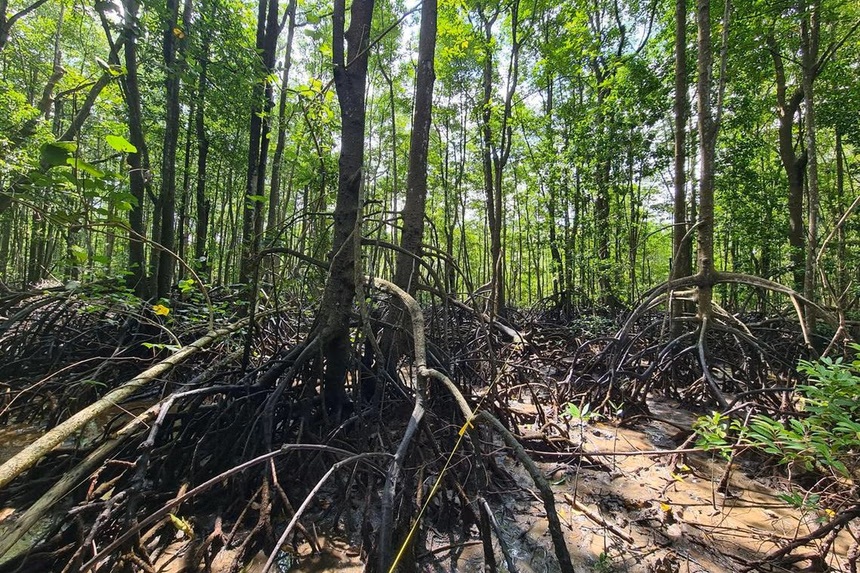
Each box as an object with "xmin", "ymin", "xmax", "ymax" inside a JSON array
[
  {"xmin": 388, "ymin": 358, "xmax": 512, "ymax": 572},
  {"xmin": 387, "ymin": 421, "xmax": 469, "ymax": 573}
]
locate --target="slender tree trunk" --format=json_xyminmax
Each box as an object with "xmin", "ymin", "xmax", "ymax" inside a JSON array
[
  {"xmin": 671, "ymin": 0, "xmax": 692, "ymax": 332},
  {"xmin": 240, "ymin": 0, "xmax": 279, "ymax": 285},
  {"xmin": 194, "ymin": 31, "xmax": 210, "ymax": 278},
  {"xmin": 122, "ymin": 0, "xmax": 151, "ymax": 298},
  {"xmin": 155, "ymin": 0, "xmax": 190, "ymax": 299},
  {"xmin": 177, "ymin": 101, "xmax": 194, "ymax": 266},
  {"xmin": 835, "ymin": 130, "xmax": 846, "ymax": 293},
  {"xmin": 544, "ymin": 73, "xmax": 564, "ymax": 305},
  {"xmin": 478, "ymin": 2, "xmax": 520, "ymax": 316},
  {"xmin": 672, "ymin": 0, "xmax": 691, "ymax": 282},
  {"xmin": 696, "ymin": 0, "xmax": 716, "ymax": 321},
  {"xmin": 801, "ymin": 1, "xmax": 820, "ymax": 333},
  {"xmin": 266, "ymin": 0, "xmax": 297, "ymax": 238},
  {"xmin": 592, "ymin": 67, "xmax": 612, "ymax": 307},
  {"xmin": 478, "ymin": 9, "xmax": 498, "ymax": 311}
]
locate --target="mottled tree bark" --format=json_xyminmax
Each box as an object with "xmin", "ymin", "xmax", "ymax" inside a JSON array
[
  {"xmin": 695, "ymin": 0, "xmax": 715, "ymax": 321},
  {"xmin": 801, "ymin": 1, "xmax": 820, "ymax": 332},
  {"xmin": 392, "ymin": 0, "xmax": 437, "ymax": 296},
  {"xmin": 314, "ymin": 0, "xmax": 375, "ymax": 416},
  {"xmin": 768, "ymin": 34, "xmax": 807, "ymax": 292}
]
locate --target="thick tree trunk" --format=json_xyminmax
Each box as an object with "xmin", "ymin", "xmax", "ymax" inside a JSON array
[
  {"xmin": 376, "ymin": 1, "xmax": 437, "ymax": 557},
  {"xmin": 379, "ymin": 0, "xmax": 437, "ymax": 371},
  {"xmin": 768, "ymin": 34, "xmax": 807, "ymax": 292},
  {"xmin": 315, "ymin": 0, "xmax": 374, "ymax": 416},
  {"xmin": 392, "ymin": 0, "xmax": 436, "ymax": 297}
]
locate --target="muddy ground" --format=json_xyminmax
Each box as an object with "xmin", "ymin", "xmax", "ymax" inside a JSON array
[{"xmin": 190, "ymin": 398, "xmax": 851, "ymax": 573}]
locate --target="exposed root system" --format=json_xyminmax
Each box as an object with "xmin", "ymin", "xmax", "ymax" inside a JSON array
[{"xmin": 0, "ymin": 280, "xmax": 856, "ymax": 572}]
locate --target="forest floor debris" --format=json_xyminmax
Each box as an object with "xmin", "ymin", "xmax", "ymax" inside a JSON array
[{"xmin": 0, "ymin": 286, "xmax": 857, "ymax": 572}]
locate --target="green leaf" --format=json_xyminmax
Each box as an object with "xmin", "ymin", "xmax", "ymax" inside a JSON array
[
  {"xmin": 70, "ymin": 245, "xmax": 87, "ymax": 263},
  {"xmin": 67, "ymin": 157, "xmax": 105, "ymax": 179},
  {"xmin": 41, "ymin": 141, "xmax": 77, "ymax": 167},
  {"xmin": 105, "ymin": 134, "xmax": 138, "ymax": 153}
]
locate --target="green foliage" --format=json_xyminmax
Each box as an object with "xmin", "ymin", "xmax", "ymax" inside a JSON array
[
  {"xmin": 563, "ymin": 402, "xmax": 600, "ymax": 423},
  {"xmin": 104, "ymin": 135, "xmax": 137, "ymax": 154},
  {"xmin": 695, "ymin": 347, "xmax": 860, "ymax": 477}
]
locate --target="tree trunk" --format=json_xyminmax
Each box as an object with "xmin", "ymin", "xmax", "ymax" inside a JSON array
[
  {"xmin": 478, "ymin": 2, "xmax": 520, "ymax": 316},
  {"xmin": 155, "ymin": 0, "xmax": 190, "ymax": 299},
  {"xmin": 121, "ymin": 0, "xmax": 151, "ymax": 298},
  {"xmin": 478, "ymin": 9, "xmax": 498, "ymax": 312},
  {"xmin": 544, "ymin": 71, "xmax": 565, "ymax": 305},
  {"xmin": 672, "ymin": 0, "xmax": 691, "ymax": 283},
  {"xmin": 671, "ymin": 0, "xmax": 692, "ymax": 333},
  {"xmin": 194, "ymin": 31, "xmax": 210, "ymax": 278},
  {"xmin": 379, "ymin": 0, "xmax": 437, "ymax": 371},
  {"xmin": 801, "ymin": 1, "xmax": 820, "ymax": 333},
  {"xmin": 835, "ymin": 130, "xmax": 846, "ymax": 293},
  {"xmin": 392, "ymin": 0, "xmax": 436, "ymax": 297},
  {"xmin": 266, "ymin": 0, "xmax": 297, "ymax": 239},
  {"xmin": 315, "ymin": 0, "xmax": 375, "ymax": 416},
  {"xmin": 240, "ymin": 0, "xmax": 279, "ymax": 285},
  {"xmin": 768, "ymin": 33, "xmax": 807, "ymax": 292},
  {"xmin": 177, "ymin": 101, "xmax": 194, "ymax": 266},
  {"xmin": 695, "ymin": 0, "xmax": 715, "ymax": 320}
]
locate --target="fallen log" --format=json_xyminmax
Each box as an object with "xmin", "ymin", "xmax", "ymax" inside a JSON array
[{"xmin": 0, "ymin": 318, "xmax": 251, "ymax": 491}]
